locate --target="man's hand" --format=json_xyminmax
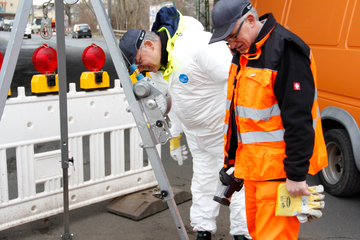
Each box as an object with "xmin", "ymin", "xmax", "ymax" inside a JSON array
[
  {"xmin": 169, "ymin": 133, "xmax": 188, "ymax": 166},
  {"xmin": 170, "ymin": 145, "xmax": 188, "ymax": 165},
  {"xmin": 276, "ymin": 183, "xmax": 325, "ymax": 223},
  {"xmin": 286, "ymin": 178, "xmax": 311, "ymax": 198}
]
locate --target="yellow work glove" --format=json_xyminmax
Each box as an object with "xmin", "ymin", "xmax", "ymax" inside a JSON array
[
  {"xmin": 169, "ymin": 133, "xmax": 188, "ymax": 166},
  {"xmin": 275, "ymin": 183, "xmax": 325, "ymax": 223}
]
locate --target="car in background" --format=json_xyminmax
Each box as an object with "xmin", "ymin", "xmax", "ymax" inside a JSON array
[
  {"xmin": 3, "ymin": 23, "xmax": 10, "ymax": 31},
  {"xmin": 71, "ymin": 24, "xmax": 92, "ymax": 38},
  {"xmin": 31, "ymin": 17, "xmax": 42, "ymax": 34},
  {"xmin": 9, "ymin": 21, "xmax": 13, "ymax": 31},
  {"xmin": 24, "ymin": 23, "xmax": 31, "ymax": 38},
  {"xmin": 0, "ymin": 20, "xmax": 4, "ymax": 31},
  {"xmin": 3, "ymin": 20, "xmax": 13, "ymax": 31}
]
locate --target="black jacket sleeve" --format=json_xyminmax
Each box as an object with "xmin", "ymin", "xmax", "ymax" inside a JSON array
[{"xmin": 274, "ymin": 40, "xmax": 315, "ymax": 181}]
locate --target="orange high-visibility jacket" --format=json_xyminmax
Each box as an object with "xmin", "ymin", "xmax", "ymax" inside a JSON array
[{"xmin": 224, "ymin": 13, "xmax": 328, "ymax": 181}]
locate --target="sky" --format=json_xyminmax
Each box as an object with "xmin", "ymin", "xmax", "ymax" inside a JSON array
[{"xmin": 33, "ymin": 0, "xmax": 48, "ymax": 5}]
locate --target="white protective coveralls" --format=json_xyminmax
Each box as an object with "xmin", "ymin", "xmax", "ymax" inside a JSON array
[{"xmin": 150, "ymin": 13, "xmax": 250, "ymax": 238}]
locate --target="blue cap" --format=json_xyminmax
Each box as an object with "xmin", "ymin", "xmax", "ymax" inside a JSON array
[{"xmin": 119, "ymin": 29, "xmax": 146, "ymax": 69}]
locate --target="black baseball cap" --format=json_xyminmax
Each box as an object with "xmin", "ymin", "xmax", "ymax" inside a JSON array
[
  {"xmin": 119, "ymin": 29, "xmax": 146, "ymax": 69},
  {"xmin": 209, "ymin": 0, "xmax": 252, "ymax": 44}
]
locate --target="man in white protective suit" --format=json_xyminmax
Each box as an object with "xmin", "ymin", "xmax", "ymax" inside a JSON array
[{"xmin": 119, "ymin": 6, "xmax": 251, "ymax": 240}]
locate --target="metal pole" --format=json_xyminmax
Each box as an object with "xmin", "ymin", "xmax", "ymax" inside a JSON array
[
  {"xmin": 32, "ymin": 2, "xmax": 35, "ymax": 22},
  {"xmin": 107, "ymin": 0, "xmax": 111, "ymax": 26},
  {"xmin": 54, "ymin": 0, "xmax": 72, "ymax": 239},
  {"xmin": 196, "ymin": 0, "xmax": 210, "ymax": 31}
]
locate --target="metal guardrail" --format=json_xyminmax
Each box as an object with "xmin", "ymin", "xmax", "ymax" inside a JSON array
[
  {"xmin": 113, "ymin": 29, "xmax": 127, "ymax": 38},
  {"xmin": 62, "ymin": 29, "xmax": 126, "ymax": 38}
]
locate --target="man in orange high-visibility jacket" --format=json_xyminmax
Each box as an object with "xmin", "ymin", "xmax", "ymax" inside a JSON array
[{"xmin": 209, "ymin": 0, "xmax": 328, "ymax": 239}]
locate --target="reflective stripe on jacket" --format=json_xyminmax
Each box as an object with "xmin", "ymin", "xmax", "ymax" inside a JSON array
[{"xmin": 224, "ymin": 13, "xmax": 328, "ymax": 181}]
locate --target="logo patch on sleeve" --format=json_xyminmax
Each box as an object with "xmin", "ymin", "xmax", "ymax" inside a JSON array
[
  {"xmin": 179, "ymin": 74, "xmax": 189, "ymax": 84},
  {"xmin": 294, "ymin": 82, "xmax": 301, "ymax": 90}
]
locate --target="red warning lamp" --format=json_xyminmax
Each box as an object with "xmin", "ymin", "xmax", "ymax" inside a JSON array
[
  {"xmin": 0, "ymin": 51, "xmax": 3, "ymax": 69},
  {"xmin": 0, "ymin": 52, "xmax": 10, "ymax": 96},
  {"xmin": 32, "ymin": 44, "xmax": 57, "ymax": 74},
  {"xmin": 31, "ymin": 44, "xmax": 58, "ymax": 94},
  {"xmin": 82, "ymin": 43, "xmax": 105, "ymax": 72},
  {"xmin": 80, "ymin": 43, "xmax": 109, "ymax": 90}
]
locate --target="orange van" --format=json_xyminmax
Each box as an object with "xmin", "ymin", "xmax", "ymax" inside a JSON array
[{"xmin": 252, "ymin": 0, "xmax": 360, "ymax": 197}]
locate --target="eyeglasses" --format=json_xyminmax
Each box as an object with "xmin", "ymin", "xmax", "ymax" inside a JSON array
[
  {"xmin": 225, "ymin": 19, "xmax": 245, "ymax": 42},
  {"xmin": 135, "ymin": 48, "xmax": 143, "ymax": 66},
  {"xmin": 135, "ymin": 48, "xmax": 150, "ymax": 72}
]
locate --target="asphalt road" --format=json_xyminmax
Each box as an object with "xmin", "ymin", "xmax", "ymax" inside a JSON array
[{"xmin": 0, "ymin": 32, "xmax": 360, "ymax": 240}]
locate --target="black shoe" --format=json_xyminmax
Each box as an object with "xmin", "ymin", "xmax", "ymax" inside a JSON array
[
  {"xmin": 196, "ymin": 231, "xmax": 211, "ymax": 240},
  {"xmin": 234, "ymin": 235, "xmax": 250, "ymax": 240}
]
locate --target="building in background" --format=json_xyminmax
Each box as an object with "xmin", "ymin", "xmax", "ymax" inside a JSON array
[{"xmin": 0, "ymin": 0, "xmax": 19, "ymax": 21}]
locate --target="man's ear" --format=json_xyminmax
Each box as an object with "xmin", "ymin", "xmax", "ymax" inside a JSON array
[
  {"xmin": 247, "ymin": 14, "xmax": 256, "ymax": 27},
  {"xmin": 143, "ymin": 40, "xmax": 155, "ymax": 50}
]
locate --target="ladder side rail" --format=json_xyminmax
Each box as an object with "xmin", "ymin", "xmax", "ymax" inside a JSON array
[{"xmin": 0, "ymin": 0, "xmax": 32, "ymax": 121}]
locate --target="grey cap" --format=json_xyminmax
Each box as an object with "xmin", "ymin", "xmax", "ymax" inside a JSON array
[
  {"xmin": 119, "ymin": 29, "xmax": 146, "ymax": 69},
  {"xmin": 209, "ymin": 0, "xmax": 252, "ymax": 44}
]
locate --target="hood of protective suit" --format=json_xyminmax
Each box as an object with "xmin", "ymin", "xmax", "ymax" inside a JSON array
[
  {"xmin": 151, "ymin": 7, "xmax": 179, "ymax": 37},
  {"xmin": 151, "ymin": 7, "xmax": 187, "ymax": 79}
]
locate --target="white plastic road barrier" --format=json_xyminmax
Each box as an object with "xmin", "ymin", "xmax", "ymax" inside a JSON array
[{"xmin": 0, "ymin": 80, "xmax": 158, "ymax": 231}]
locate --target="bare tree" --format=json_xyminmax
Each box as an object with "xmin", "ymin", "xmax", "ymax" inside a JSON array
[
  {"xmin": 109, "ymin": 0, "xmax": 196, "ymax": 31},
  {"xmin": 64, "ymin": 3, "xmax": 72, "ymax": 26},
  {"xmin": 72, "ymin": 0, "xmax": 97, "ymax": 31},
  {"xmin": 72, "ymin": 0, "xmax": 196, "ymax": 34}
]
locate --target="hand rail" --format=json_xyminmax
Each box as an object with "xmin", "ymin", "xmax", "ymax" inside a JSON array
[{"xmin": 113, "ymin": 29, "xmax": 127, "ymax": 38}]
